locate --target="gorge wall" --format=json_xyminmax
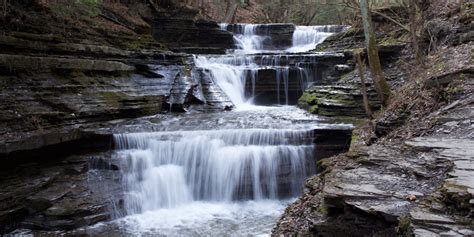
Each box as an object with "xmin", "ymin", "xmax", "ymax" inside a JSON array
[{"xmin": 0, "ymin": 0, "xmax": 237, "ymax": 159}]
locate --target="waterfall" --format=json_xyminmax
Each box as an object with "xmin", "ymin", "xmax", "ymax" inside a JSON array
[
  {"xmin": 99, "ymin": 23, "xmax": 350, "ymax": 236},
  {"xmin": 115, "ymin": 129, "xmax": 314, "ymax": 213},
  {"xmin": 287, "ymin": 25, "xmax": 339, "ymax": 53},
  {"xmin": 221, "ymin": 23, "xmax": 271, "ymax": 54},
  {"xmin": 193, "ymin": 24, "xmax": 347, "ymax": 108},
  {"xmin": 194, "ymin": 55, "xmax": 258, "ymax": 108}
]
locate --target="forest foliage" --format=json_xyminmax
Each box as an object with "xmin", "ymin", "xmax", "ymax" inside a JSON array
[{"xmin": 184, "ymin": 0, "xmax": 407, "ymax": 25}]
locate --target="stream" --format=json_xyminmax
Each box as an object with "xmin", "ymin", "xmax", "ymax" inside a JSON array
[{"xmin": 16, "ymin": 23, "xmax": 350, "ymax": 236}]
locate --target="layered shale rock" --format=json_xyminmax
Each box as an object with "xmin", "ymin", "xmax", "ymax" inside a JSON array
[
  {"xmin": 0, "ymin": 152, "xmax": 123, "ymax": 233},
  {"xmin": 0, "ymin": 1, "xmax": 238, "ymax": 159},
  {"xmin": 152, "ymin": 4, "xmax": 234, "ymax": 54}
]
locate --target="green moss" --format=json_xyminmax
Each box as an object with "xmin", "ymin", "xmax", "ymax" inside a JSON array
[
  {"xmin": 299, "ymin": 92, "xmax": 319, "ymax": 104},
  {"xmin": 378, "ymin": 36, "xmax": 404, "ymax": 46},
  {"xmin": 317, "ymin": 204, "xmax": 328, "ymax": 215},
  {"xmin": 317, "ymin": 158, "xmax": 333, "ymax": 173},
  {"xmin": 308, "ymin": 105, "xmax": 319, "ymax": 114},
  {"xmin": 340, "ymin": 72, "xmax": 354, "ymax": 82},
  {"xmin": 440, "ymin": 183, "xmax": 471, "ymax": 214},
  {"xmin": 351, "ymin": 131, "xmax": 359, "ymax": 144},
  {"xmin": 100, "ymin": 91, "xmax": 127, "ymax": 108},
  {"xmin": 440, "ymin": 83, "xmax": 464, "ymax": 103},
  {"xmin": 123, "ymin": 35, "xmax": 162, "ymax": 50},
  {"xmin": 397, "ymin": 216, "xmax": 413, "ymax": 236},
  {"xmin": 314, "ymin": 44, "xmax": 328, "ymax": 52}
]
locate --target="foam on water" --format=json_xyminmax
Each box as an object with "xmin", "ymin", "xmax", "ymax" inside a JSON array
[{"xmin": 101, "ymin": 199, "xmax": 293, "ymax": 236}]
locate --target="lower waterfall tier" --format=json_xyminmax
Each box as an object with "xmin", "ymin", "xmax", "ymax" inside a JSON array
[{"xmin": 114, "ymin": 128, "xmax": 315, "ymax": 214}]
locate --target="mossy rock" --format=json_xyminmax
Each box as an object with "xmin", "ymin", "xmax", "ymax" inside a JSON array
[
  {"xmin": 316, "ymin": 158, "xmax": 333, "ymax": 173},
  {"xmin": 299, "ymin": 92, "xmax": 319, "ymax": 105},
  {"xmin": 308, "ymin": 105, "xmax": 319, "ymax": 114},
  {"xmin": 397, "ymin": 215, "xmax": 413, "ymax": 236},
  {"xmin": 440, "ymin": 182, "xmax": 472, "ymax": 214},
  {"xmin": 100, "ymin": 91, "xmax": 128, "ymax": 108}
]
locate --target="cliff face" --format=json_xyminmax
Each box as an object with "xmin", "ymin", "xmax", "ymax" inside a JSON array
[
  {"xmin": 0, "ymin": 0, "xmax": 236, "ymax": 159},
  {"xmin": 274, "ymin": 2, "xmax": 474, "ymax": 236}
]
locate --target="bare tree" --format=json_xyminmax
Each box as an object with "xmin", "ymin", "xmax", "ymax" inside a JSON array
[
  {"xmin": 1, "ymin": 0, "xmax": 8, "ymax": 18},
  {"xmin": 354, "ymin": 49, "xmax": 373, "ymax": 118},
  {"xmin": 405, "ymin": 0, "xmax": 424, "ymax": 65},
  {"xmin": 360, "ymin": 0, "xmax": 391, "ymax": 106}
]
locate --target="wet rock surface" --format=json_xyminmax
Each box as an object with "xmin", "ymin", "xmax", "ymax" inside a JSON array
[
  {"xmin": 0, "ymin": 152, "xmax": 123, "ymax": 234},
  {"xmin": 274, "ymin": 129, "xmax": 474, "ymax": 236}
]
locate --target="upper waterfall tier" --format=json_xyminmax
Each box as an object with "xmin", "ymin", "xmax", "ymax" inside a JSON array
[{"xmin": 220, "ymin": 23, "xmax": 349, "ymax": 53}]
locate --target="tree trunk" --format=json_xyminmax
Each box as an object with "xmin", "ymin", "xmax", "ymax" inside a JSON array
[
  {"xmin": 223, "ymin": 3, "xmax": 238, "ymax": 23},
  {"xmin": 354, "ymin": 50, "xmax": 373, "ymax": 118},
  {"xmin": 360, "ymin": 0, "xmax": 390, "ymax": 106},
  {"xmin": 1, "ymin": 0, "xmax": 7, "ymax": 18},
  {"xmin": 407, "ymin": 0, "xmax": 423, "ymax": 65}
]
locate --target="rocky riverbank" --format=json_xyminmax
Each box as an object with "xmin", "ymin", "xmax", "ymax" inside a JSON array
[{"xmin": 274, "ymin": 2, "xmax": 474, "ymax": 236}]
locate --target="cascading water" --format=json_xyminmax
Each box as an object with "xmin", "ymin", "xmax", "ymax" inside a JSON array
[
  {"xmin": 116, "ymin": 129, "xmax": 313, "ymax": 210},
  {"xmin": 84, "ymin": 23, "xmax": 349, "ymax": 236},
  {"xmin": 193, "ymin": 55, "xmax": 257, "ymax": 108},
  {"xmin": 288, "ymin": 26, "xmax": 336, "ymax": 53},
  {"xmin": 222, "ymin": 23, "xmax": 271, "ymax": 54},
  {"xmin": 193, "ymin": 23, "xmax": 346, "ymax": 107}
]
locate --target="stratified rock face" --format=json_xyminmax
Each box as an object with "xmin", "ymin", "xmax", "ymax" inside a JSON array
[
  {"xmin": 194, "ymin": 69, "xmax": 234, "ymax": 111},
  {"xmin": 406, "ymin": 137, "xmax": 474, "ymax": 235},
  {"xmin": 0, "ymin": 37, "xmax": 235, "ymax": 158},
  {"xmin": 297, "ymin": 47, "xmax": 407, "ymax": 118},
  {"xmin": 298, "ymin": 85, "xmax": 381, "ymax": 117},
  {"xmin": 159, "ymin": 65, "xmax": 234, "ymax": 112},
  {"xmin": 0, "ymin": 152, "xmax": 123, "ymax": 233},
  {"xmin": 153, "ymin": 17, "xmax": 235, "ymax": 54}
]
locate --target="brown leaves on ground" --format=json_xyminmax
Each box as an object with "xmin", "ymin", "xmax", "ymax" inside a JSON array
[{"xmin": 373, "ymin": 42, "xmax": 473, "ymax": 143}]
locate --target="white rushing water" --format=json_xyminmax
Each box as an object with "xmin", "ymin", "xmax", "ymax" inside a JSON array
[
  {"xmin": 220, "ymin": 23, "xmax": 342, "ymax": 54},
  {"xmin": 96, "ymin": 23, "xmax": 348, "ymax": 236},
  {"xmin": 194, "ymin": 55, "xmax": 258, "ymax": 109},
  {"xmin": 115, "ymin": 129, "xmax": 313, "ymax": 211},
  {"xmin": 221, "ymin": 23, "xmax": 271, "ymax": 54},
  {"xmin": 192, "ymin": 23, "xmax": 346, "ymax": 108},
  {"xmin": 109, "ymin": 128, "xmax": 314, "ymax": 235},
  {"xmin": 288, "ymin": 25, "xmax": 336, "ymax": 53}
]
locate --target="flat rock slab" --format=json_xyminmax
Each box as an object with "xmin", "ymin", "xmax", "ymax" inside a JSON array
[
  {"xmin": 0, "ymin": 54, "xmax": 134, "ymax": 72},
  {"xmin": 406, "ymin": 138, "xmax": 474, "ymax": 196}
]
